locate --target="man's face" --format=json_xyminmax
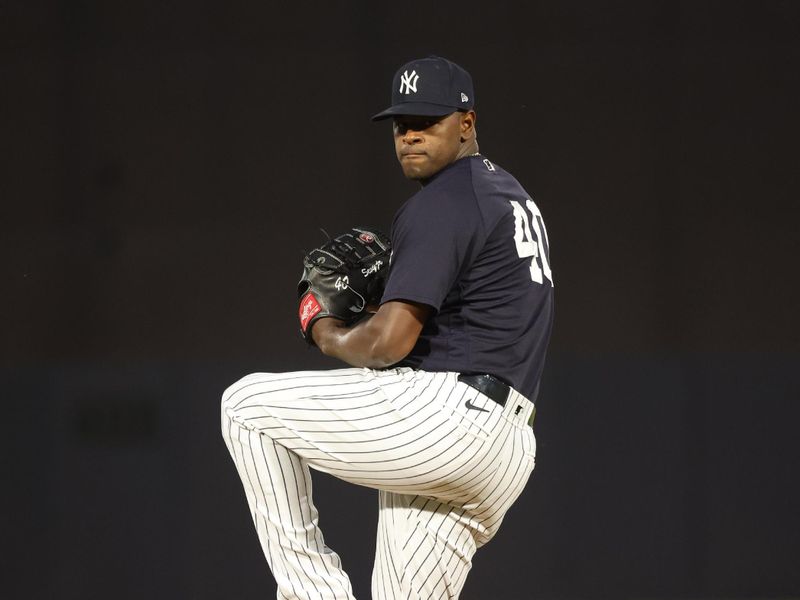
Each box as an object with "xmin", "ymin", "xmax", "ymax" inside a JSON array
[{"xmin": 393, "ymin": 112, "xmax": 465, "ymax": 181}]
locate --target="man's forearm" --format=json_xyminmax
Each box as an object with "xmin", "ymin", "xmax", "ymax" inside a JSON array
[
  {"xmin": 310, "ymin": 300, "xmax": 429, "ymax": 369},
  {"xmin": 311, "ymin": 316, "xmax": 398, "ymax": 369}
]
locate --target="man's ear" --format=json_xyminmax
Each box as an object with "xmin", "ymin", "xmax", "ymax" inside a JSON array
[{"xmin": 459, "ymin": 110, "xmax": 477, "ymax": 142}]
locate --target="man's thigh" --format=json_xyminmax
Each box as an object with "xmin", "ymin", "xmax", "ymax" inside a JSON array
[
  {"xmin": 371, "ymin": 490, "xmax": 478, "ymax": 600},
  {"xmin": 221, "ymin": 367, "xmax": 503, "ymax": 498}
]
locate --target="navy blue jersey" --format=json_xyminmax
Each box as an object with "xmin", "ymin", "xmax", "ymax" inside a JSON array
[{"xmin": 381, "ymin": 155, "xmax": 554, "ymax": 400}]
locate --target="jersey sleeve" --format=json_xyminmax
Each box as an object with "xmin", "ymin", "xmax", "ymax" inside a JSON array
[{"xmin": 381, "ymin": 189, "xmax": 481, "ymax": 311}]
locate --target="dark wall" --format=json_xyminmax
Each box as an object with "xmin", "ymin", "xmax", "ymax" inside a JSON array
[{"xmin": 3, "ymin": 2, "xmax": 799, "ymax": 599}]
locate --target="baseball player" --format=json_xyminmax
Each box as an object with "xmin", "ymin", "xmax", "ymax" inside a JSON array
[{"xmin": 221, "ymin": 55, "xmax": 554, "ymax": 599}]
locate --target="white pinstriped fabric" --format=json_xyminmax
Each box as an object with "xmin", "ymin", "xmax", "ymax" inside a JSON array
[{"xmin": 221, "ymin": 366, "xmax": 536, "ymax": 600}]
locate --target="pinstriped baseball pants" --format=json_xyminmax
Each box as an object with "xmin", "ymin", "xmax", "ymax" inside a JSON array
[{"xmin": 221, "ymin": 367, "xmax": 536, "ymax": 600}]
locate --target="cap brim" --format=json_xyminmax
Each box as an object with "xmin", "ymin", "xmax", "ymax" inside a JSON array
[{"xmin": 371, "ymin": 102, "xmax": 459, "ymax": 122}]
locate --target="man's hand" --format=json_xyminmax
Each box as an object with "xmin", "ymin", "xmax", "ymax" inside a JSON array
[{"xmin": 297, "ymin": 227, "xmax": 391, "ymax": 344}]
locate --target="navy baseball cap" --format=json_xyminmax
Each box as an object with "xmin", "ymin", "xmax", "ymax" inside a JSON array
[{"xmin": 371, "ymin": 56, "xmax": 475, "ymax": 121}]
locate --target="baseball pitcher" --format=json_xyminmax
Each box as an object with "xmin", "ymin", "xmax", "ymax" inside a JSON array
[{"xmin": 221, "ymin": 55, "xmax": 554, "ymax": 599}]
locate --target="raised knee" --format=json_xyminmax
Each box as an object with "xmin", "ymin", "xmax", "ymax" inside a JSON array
[
  {"xmin": 220, "ymin": 375, "xmax": 254, "ymax": 431},
  {"xmin": 220, "ymin": 372, "xmax": 278, "ymax": 419},
  {"xmin": 222, "ymin": 373, "xmax": 258, "ymax": 407}
]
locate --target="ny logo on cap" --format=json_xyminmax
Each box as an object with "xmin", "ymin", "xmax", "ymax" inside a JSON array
[{"xmin": 399, "ymin": 70, "xmax": 419, "ymax": 94}]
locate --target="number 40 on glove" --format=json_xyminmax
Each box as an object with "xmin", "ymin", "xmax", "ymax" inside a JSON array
[{"xmin": 297, "ymin": 227, "xmax": 391, "ymax": 344}]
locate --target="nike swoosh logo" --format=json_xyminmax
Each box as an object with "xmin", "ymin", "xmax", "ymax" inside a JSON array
[{"xmin": 464, "ymin": 399, "xmax": 489, "ymax": 413}]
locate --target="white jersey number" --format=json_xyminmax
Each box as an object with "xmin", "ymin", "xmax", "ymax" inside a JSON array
[{"xmin": 510, "ymin": 199, "xmax": 553, "ymax": 286}]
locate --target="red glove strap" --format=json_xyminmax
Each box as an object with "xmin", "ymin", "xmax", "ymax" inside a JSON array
[{"xmin": 299, "ymin": 293, "xmax": 322, "ymax": 333}]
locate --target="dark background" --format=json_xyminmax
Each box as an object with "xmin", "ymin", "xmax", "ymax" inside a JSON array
[{"xmin": 3, "ymin": 1, "xmax": 799, "ymax": 599}]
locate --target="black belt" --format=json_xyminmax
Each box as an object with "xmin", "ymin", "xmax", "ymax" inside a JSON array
[{"xmin": 457, "ymin": 373, "xmax": 536, "ymax": 426}]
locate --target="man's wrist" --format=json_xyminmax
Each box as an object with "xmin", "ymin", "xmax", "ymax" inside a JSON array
[{"xmin": 310, "ymin": 317, "xmax": 344, "ymax": 352}]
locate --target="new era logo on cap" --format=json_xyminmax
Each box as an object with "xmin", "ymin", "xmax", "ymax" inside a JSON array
[{"xmin": 372, "ymin": 56, "xmax": 475, "ymax": 121}]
